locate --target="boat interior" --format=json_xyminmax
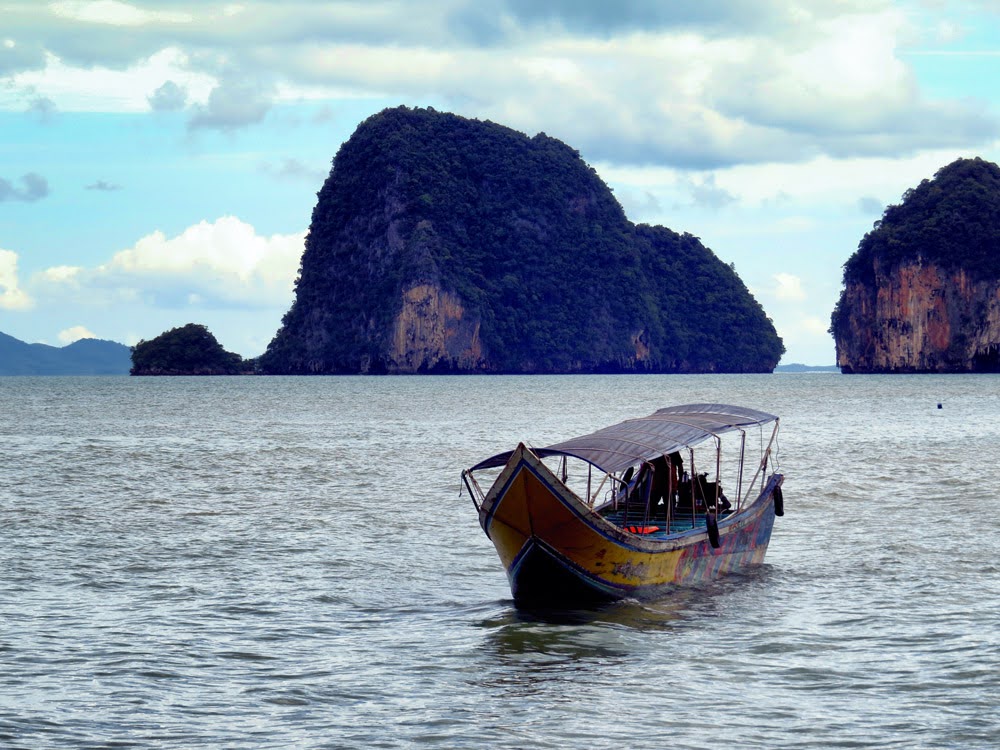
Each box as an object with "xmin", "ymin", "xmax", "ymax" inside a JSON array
[
  {"xmin": 593, "ymin": 459, "xmax": 733, "ymax": 539},
  {"xmin": 529, "ymin": 435, "xmax": 770, "ymax": 541}
]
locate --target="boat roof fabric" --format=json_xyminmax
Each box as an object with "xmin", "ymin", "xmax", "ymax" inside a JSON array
[{"xmin": 469, "ymin": 403, "xmax": 777, "ymax": 475}]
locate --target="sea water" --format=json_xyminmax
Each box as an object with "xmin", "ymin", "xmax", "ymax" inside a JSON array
[{"xmin": 1, "ymin": 373, "xmax": 998, "ymax": 749}]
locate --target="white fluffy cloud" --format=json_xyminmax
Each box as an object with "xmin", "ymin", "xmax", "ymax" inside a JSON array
[
  {"xmin": 40, "ymin": 216, "xmax": 304, "ymax": 310},
  {"xmin": 58, "ymin": 325, "xmax": 97, "ymax": 343},
  {"xmin": 1, "ymin": 1, "xmax": 995, "ymax": 163},
  {"xmin": 1, "ymin": 47, "xmax": 215, "ymax": 112},
  {"xmin": 773, "ymin": 272, "xmax": 807, "ymax": 301},
  {"xmin": 0, "ymin": 249, "xmax": 33, "ymax": 310},
  {"xmin": 49, "ymin": 1, "xmax": 194, "ymax": 27},
  {"xmin": 602, "ymin": 147, "xmax": 980, "ymax": 220}
]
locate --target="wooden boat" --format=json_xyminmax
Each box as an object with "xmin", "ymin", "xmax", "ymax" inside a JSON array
[{"xmin": 462, "ymin": 403, "xmax": 784, "ymax": 606}]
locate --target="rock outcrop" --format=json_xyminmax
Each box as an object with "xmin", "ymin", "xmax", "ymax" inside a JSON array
[
  {"xmin": 832, "ymin": 157, "xmax": 1000, "ymax": 373},
  {"xmin": 389, "ymin": 283, "xmax": 486, "ymax": 372},
  {"xmin": 260, "ymin": 106, "xmax": 784, "ymax": 374}
]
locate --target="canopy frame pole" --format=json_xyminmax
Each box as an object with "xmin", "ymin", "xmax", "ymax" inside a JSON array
[
  {"xmin": 741, "ymin": 419, "xmax": 780, "ymax": 507},
  {"xmin": 462, "ymin": 470, "xmax": 485, "ymax": 512},
  {"xmin": 643, "ymin": 463, "xmax": 654, "ymax": 526},
  {"xmin": 713, "ymin": 436, "xmax": 722, "ymax": 512},
  {"xmin": 737, "ymin": 429, "xmax": 746, "ymax": 511},
  {"xmin": 590, "ymin": 471, "xmax": 612, "ymax": 508},
  {"xmin": 688, "ymin": 447, "xmax": 696, "ymax": 515},
  {"xmin": 665, "ymin": 456, "xmax": 673, "ymax": 534}
]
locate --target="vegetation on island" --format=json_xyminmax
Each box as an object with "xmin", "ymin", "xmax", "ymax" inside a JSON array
[
  {"xmin": 130, "ymin": 324, "xmax": 252, "ymax": 376},
  {"xmin": 839, "ymin": 157, "xmax": 1000, "ymax": 288},
  {"xmin": 260, "ymin": 106, "xmax": 783, "ymax": 374}
]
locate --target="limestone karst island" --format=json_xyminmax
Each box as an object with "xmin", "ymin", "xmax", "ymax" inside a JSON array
[
  {"xmin": 257, "ymin": 106, "xmax": 783, "ymax": 374},
  {"xmin": 127, "ymin": 119, "xmax": 1000, "ymax": 378},
  {"xmin": 832, "ymin": 157, "xmax": 1000, "ymax": 374}
]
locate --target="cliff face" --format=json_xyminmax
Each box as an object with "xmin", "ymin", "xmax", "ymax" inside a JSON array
[
  {"xmin": 388, "ymin": 283, "xmax": 486, "ymax": 372},
  {"xmin": 835, "ymin": 260, "xmax": 1000, "ymax": 372},
  {"xmin": 832, "ymin": 157, "xmax": 1000, "ymax": 374},
  {"xmin": 260, "ymin": 106, "xmax": 784, "ymax": 374}
]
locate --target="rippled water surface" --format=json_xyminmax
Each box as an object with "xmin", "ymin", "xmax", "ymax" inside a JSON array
[{"xmin": 2, "ymin": 374, "xmax": 999, "ymax": 749}]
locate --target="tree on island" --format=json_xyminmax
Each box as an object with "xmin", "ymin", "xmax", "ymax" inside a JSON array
[{"xmin": 130, "ymin": 323, "xmax": 252, "ymax": 376}]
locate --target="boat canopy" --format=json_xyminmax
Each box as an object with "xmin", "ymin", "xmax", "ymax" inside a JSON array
[{"xmin": 468, "ymin": 403, "xmax": 778, "ymax": 475}]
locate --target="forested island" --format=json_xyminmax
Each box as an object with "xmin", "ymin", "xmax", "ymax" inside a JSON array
[
  {"xmin": 258, "ymin": 106, "xmax": 783, "ymax": 374},
  {"xmin": 130, "ymin": 324, "xmax": 253, "ymax": 376},
  {"xmin": 831, "ymin": 157, "xmax": 1000, "ymax": 373}
]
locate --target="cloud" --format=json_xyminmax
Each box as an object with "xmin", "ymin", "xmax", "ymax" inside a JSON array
[
  {"xmin": 1, "ymin": 1, "xmax": 998, "ymax": 169},
  {"xmin": 4, "ymin": 48, "xmax": 215, "ymax": 113},
  {"xmin": 800, "ymin": 316, "xmax": 830, "ymax": 335},
  {"xmin": 613, "ymin": 187, "xmax": 663, "ymax": 222},
  {"xmin": 710, "ymin": 11, "xmax": 998, "ymax": 151},
  {"xmin": 188, "ymin": 78, "xmax": 273, "ymax": 131},
  {"xmin": 773, "ymin": 272, "xmax": 807, "ymax": 301},
  {"xmin": 40, "ymin": 265, "xmax": 83, "ymax": 283},
  {"xmin": 40, "ymin": 216, "xmax": 304, "ymax": 310},
  {"xmin": 498, "ymin": 0, "xmax": 804, "ymax": 36},
  {"xmin": 49, "ymin": 1, "xmax": 193, "ymax": 27},
  {"xmin": 0, "ymin": 37, "xmax": 46, "ymax": 76},
  {"xmin": 0, "ymin": 249, "xmax": 34, "ymax": 310},
  {"xmin": 26, "ymin": 95, "xmax": 57, "ymax": 122},
  {"xmin": 58, "ymin": 325, "xmax": 97, "ymax": 344},
  {"xmin": 0, "ymin": 173, "xmax": 49, "ymax": 202},
  {"xmin": 260, "ymin": 157, "xmax": 329, "ymax": 184},
  {"xmin": 677, "ymin": 173, "xmax": 737, "ymax": 209},
  {"xmin": 147, "ymin": 79, "xmax": 187, "ymax": 111},
  {"xmin": 86, "ymin": 180, "xmax": 122, "ymax": 191},
  {"xmin": 679, "ymin": 150, "xmax": 975, "ymax": 209},
  {"xmin": 858, "ymin": 195, "xmax": 883, "ymax": 214}
]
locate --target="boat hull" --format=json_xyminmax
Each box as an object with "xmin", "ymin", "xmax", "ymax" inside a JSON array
[{"xmin": 478, "ymin": 444, "xmax": 781, "ymax": 606}]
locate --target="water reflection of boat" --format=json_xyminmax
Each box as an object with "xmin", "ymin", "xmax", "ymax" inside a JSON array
[{"xmin": 462, "ymin": 404, "xmax": 784, "ymax": 607}]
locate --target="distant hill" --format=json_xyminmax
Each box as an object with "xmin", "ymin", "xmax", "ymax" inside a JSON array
[
  {"xmin": 0, "ymin": 332, "xmax": 131, "ymax": 375},
  {"xmin": 260, "ymin": 105, "xmax": 784, "ymax": 374}
]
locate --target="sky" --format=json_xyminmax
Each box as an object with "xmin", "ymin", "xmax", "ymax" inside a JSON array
[{"xmin": 2, "ymin": 1, "xmax": 1000, "ymax": 365}]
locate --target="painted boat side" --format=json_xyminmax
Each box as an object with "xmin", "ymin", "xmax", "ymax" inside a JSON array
[{"xmin": 479, "ymin": 444, "xmax": 781, "ymax": 604}]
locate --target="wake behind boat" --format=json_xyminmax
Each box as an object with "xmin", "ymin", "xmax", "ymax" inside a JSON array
[{"xmin": 462, "ymin": 403, "xmax": 785, "ymax": 606}]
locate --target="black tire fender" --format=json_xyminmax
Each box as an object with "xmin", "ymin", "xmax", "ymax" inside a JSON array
[
  {"xmin": 706, "ymin": 512, "xmax": 720, "ymax": 548},
  {"xmin": 773, "ymin": 485, "xmax": 785, "ymax": 517}
]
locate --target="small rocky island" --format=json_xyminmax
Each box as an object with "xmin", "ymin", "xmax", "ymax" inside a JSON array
[
  {"xmin": 259, "ymin": 106, "xmax": 783, "ymax": 374},
  {"xmin": 831, "ymin": 157, "xmax": 1000, "ymax": 373},
  {"xmin": 130, "ymin": 324, "xmax": 252, "ymax": 375}
]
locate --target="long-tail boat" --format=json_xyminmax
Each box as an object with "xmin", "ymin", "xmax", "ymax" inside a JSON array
[{"xmin": 462, "ymin": 403, "xmax": 784, "ymax": 606}]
